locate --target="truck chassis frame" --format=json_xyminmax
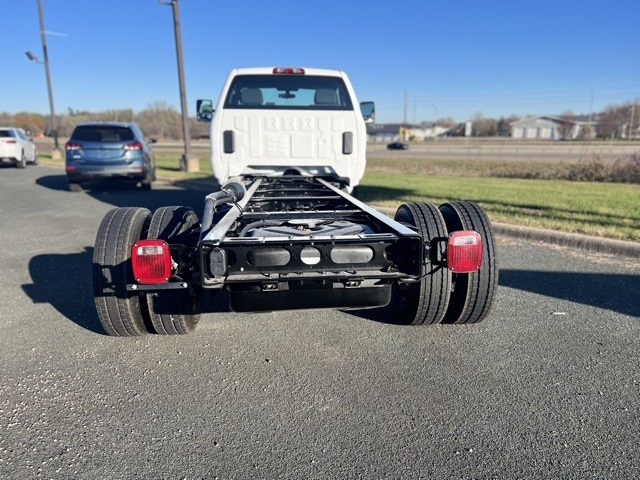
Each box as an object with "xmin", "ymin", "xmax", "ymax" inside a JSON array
[{"xmin": 93, "ymin": 176, "xmax": 498, "ymax": 336}]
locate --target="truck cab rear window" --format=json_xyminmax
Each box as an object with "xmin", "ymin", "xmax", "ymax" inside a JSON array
[{"xmin": 224, "ymin": 75, "xmax": 353, "ymax": 110}]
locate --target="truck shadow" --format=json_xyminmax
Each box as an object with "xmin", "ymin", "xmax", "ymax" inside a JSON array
[
  {"xmin": 35, "ymin": 174, "xmax": 217, "ymax": 213},
  {"xmin": 498, "ymin": 269, "xmax": 640, "ymax": 317},
  {"xmin": 349, "ymin": 269, "xmax": 639, "ymax": 323},
  {"xmin": 22, "ymin": 249, "xmax": 638, "ymax": 334},
  {"xmin": 21, "ymin": 247, "xmax": 228, "ymax": 336},
  {"xmin": 22, "ymin": 247, "xmax": 105, "ymax": 334}
]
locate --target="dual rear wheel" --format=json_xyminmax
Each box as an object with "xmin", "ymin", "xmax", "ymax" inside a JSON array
[
  {"xmin": 93, "ymin": 206, "xmax": 201, "ymax": 336},
  {"xmin": 391, "ymin": 201, "xmax": 498, "ymax": 326},
  {"xmin": 92, "ymin": 201, "xmax": 498, "ymax": 335}
]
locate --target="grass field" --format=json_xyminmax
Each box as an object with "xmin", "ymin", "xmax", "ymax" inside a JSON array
[
  {"xmin": 361, "ymin": 155, "xmax": 640, "ymax": 241},
  {"xmin": 39, "ymin": 145, "xmax": 640, "ymax": 242},
  {"xmin": 359, "ymin": 169, "xmax": 639, "ymax": 241}
]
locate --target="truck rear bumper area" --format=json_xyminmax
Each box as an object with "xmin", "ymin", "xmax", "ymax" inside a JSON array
[{"xmin": 228, "ymin": 280, "xmax": 391, "ymax": 313}]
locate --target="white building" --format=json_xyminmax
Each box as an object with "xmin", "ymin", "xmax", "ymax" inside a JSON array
[{"xmin": 511, "ymin": 115, "xmax": 598, "ymax": 140}]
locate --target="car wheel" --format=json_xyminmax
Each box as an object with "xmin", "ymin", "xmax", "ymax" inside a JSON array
[
  {"xmin": 145, "ymin": 206, "xmax": 202, "ymax": 335},
  {"xmin": 31, "ymin": 149, "xmax": 38, "ymax": 165},
  {"xmin": 390, "ymin": 202, "xmax": 451, "ymax": 325},
  {"xmin": 438, "ymin": 201, "xmax": 498, "ymax": 324},
  {"xmin": 140, "ymin": 168, "xmax": 154, "ymax": 190},
  {"xmin": 17, "ymin": 151, "xmax": 27, "ymax": 169},
  {"xmin": 93, "ymin": 207, "xmax": 153, "ymax": 336}
]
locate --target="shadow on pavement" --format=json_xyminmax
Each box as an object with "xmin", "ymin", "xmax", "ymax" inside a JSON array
[
  {"xmin": 22, "ymin": 246, "xmax": 229, "ymax": 336},
  {"xmin": 22, "ymin": 247, "xmax": 106, "ymax": 334},
  {"xmin": 499, "ymin": 269, "xmax": 640, "ymax": 317},
  {"xmin": 35, "ymin": 174, "xmax": 218, "ymax": 214},
  {"xmin": 347, "ymin": 268, "xmax": 640, "ymax": 324}
]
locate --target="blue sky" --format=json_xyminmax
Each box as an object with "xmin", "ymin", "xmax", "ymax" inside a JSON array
[{"xmin": 3, "ymin": 0, "xmax": 640, "ymax": 124}]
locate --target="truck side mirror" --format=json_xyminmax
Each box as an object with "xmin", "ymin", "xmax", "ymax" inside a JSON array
[
  {"xmin": 360, "ymin": 101, "xmax": 375, "ymax": 124},
  {"xmin": 197, "ymin": 99, "xmax": 214, "ymax": 122}
]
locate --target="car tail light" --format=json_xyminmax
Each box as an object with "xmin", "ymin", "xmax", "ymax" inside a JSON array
[
  {"xmin": 2, "ymin": 139, "xmax": 16, "ymax": 144},
  {"xmin": 65, "ymin": 142, "xmax": 82, "ymax": 150},
  {"xmin": 131, "ymin": 240, "xmax": 171, "ymax": 284},
  {"xmin": 273, "ymin": 67, "xmax": 305, "ymax": 74},
  {"xmin": 447, "ymin": 231, "xmax": 483, "ymax": 273},
  {"xmin": 123, "ymin": 142, "xmax": 143, "ymax": 151}
]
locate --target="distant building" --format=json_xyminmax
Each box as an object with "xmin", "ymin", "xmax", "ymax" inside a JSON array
[{"xmin": 510, "ymin": 115, "xmax": 598, "ymax": 140}]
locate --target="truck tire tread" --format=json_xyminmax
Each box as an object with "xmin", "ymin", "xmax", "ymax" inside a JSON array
[
  {"xmin": 93, "ymin": 207, "xmax": 152, "ymax": 336},
  {"xmin": 146, "ymin": 206, "xmax": 201, "ymax": 335},
  {"xmin": 392, "ymin": 202, "xmax": 451, "ymax": 325},
  {"xmin": 439, "ymin": 201, "xmax": 498, "ymax": 324}
]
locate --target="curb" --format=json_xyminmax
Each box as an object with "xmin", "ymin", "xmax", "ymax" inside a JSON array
[
  {"xmin": 491, "ymin": 222, "xmax": 640, "ymax": 258},
  {"xmin": 372, "ymin": 206, "xmax": 640, "ymax": 258}
]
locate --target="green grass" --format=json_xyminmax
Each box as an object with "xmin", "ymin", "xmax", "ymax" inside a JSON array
[
  {"xmin": 359, "ymin": 171, "xmax": 640, "ymax": 241},
  {"xmin": 154, "ymin": 153, "xmax": 213, "ymax": 180}
]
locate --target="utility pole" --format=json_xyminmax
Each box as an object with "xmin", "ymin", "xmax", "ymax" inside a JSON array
[
  {"xmin": 629, "ymin": 104, "xmax": 636, "ymax": 141},
  {"xmin": 404, "ymin": 90, "xmax": 408, "ymax": 125},
  {"xmin": 30, "ymin": 0, "xmax": 61, "ymax": 159},
  {"xmin": 159, "ymin": 0, "xmax": 198, "ymax": 172}
]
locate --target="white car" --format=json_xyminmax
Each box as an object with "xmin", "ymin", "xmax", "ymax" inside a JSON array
[{"xmin": 0, "ymin": 127, "xmax": 38, "ymax": 168}]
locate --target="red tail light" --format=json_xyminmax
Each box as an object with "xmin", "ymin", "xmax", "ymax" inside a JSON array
[
  {"xmin": 65, "ymin": 141, "xmax": 82, "ymax": 150},
  {"xmin": 2, "ymin": 139, "xmax": 16, "ymax": 144},
  {"xmin": 273, "ymin": 67, "xmax": 305, "ymax": 74},
  {"xmin": 123, "ymin": 142, "xmax": 143, "ymax": 151},
  {"xmin": 447, "ymin": 231, "xmax": 483, "ymax": 273},
  {"xmin": 131, "ymin": 240, "xmax": 171, "ymax": 284}
]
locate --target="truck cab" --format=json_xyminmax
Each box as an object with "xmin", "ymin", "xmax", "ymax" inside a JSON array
[{"xmin": 197, "ymin": 67, "xmax": 375, "ymax": 193}]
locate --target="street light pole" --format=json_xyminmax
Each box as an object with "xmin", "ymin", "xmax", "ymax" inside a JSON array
[
  {"xmin": 159, "ymin": 0, "xmax": 198, "ymax": 172},
  {"xmin": 36, "ymin": 0, "xmax": 61, "ymax": 158}
]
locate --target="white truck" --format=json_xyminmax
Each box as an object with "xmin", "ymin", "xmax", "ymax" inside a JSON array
[{"xmin": 92, "ymin": 67, "xmax": 498, "ymax": 336}]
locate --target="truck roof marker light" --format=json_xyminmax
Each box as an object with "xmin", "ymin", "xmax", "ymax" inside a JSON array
[
  {"xmin": 273, "ymin": 67, "xmax": 305, "ymax": 74},
  {"xmin": 131, "ymin": 240, "xmax": 171, "ymax": 284},
  {"xmin": 447, "ymin": 231, "xmax": 483, "ymax": 273}
]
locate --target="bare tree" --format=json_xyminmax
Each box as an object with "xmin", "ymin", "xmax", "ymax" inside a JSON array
[
  {"xmin": 135, "ymin": 101, "xmax": 182, "ymax": 139},
  {"xmin": 472, "ymin": 112, "xmax": 499, "ymax": 137},
  {"xmin": 558, "ymin": 111, "xmax": 575, "ymax": 139}
]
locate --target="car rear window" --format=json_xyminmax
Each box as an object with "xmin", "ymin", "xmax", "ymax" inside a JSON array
[
  {"xmin": 0, "ymin": 130, "xmax": 14, "ymax": 138},
  {"xmin": 224, "ymin": 75, "xmax": 353, "ymax": 110},
  {"xmin": 71, "ymin": 125, "xmax": 135, "ymax": 142}
]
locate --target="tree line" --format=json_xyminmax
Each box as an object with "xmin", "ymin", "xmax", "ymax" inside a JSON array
[
  {"xmin": 1, "ymin": 99, "xmax": 638, "ymax": 140},
  {"xmin": 0, "ymin": 101, "xmax": 209, "ymax": 141}
]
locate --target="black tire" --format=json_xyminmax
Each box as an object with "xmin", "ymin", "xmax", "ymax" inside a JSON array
[
  {"xmin": 31, "ymin": 149, "xmax": 39, "ymax": 165},
  {"xmin": 390, "ymin": 202, "xmax": 451, "ymax": 325},
  {"xmin": 145, "ymin": 206, "xmax": 201, "ymax": 335},
  {"xmin": 439, "ymin": 201, "xmax": 498, "ymax": 324},
  {"xmin": 140, "ymin": 166, "xmax": 155, "ymax": 190},
  {"xmin": 93, "ymin": 207, "xmax": 152, "ymax": 336},
  {"xmin": 17, "ymin": 151, "xmax": 27, "ymax": 169},
  {"xmin": 68, "ymin": 182, "xmax": 83, "ymax": 192}
]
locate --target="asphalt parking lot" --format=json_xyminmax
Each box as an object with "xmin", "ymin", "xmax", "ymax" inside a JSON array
[{"xmin": 1, "ymin": 165, "xmax": 639, "ymax": 479}]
